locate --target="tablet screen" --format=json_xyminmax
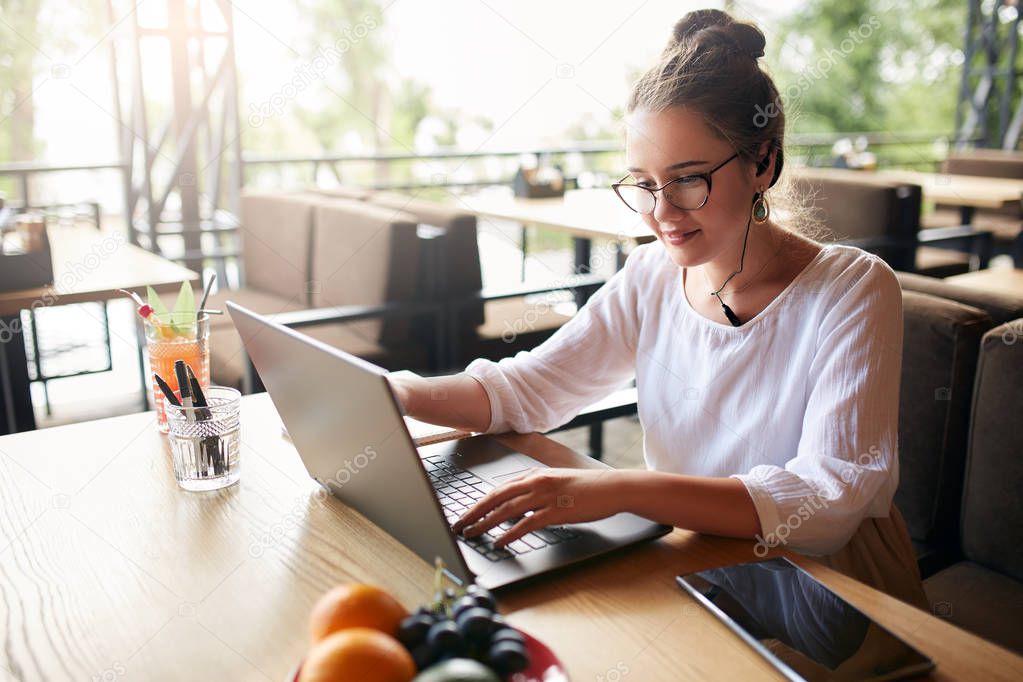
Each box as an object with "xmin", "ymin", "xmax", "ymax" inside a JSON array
[{"xmin": 676, "ymin": 557, "xmax": 934, "ymax": 682}]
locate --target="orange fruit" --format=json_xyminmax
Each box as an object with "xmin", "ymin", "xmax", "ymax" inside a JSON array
[
  {"xmin": 298, "ymin": 628, "xmax": 416, "ymax": 682},
  {"xmin": 309, "ymin": 583, "xmax": 408, "ymax": 644}
]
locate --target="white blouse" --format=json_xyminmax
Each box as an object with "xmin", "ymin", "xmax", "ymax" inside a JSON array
[{"xmin": 465, "ymin": 242, "xmax": 904, "ymax": 557}]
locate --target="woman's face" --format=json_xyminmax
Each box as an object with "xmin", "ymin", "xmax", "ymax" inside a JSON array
[{"xmin": 624, "ymin": 106, "xmax": 764, "ymax": 268}]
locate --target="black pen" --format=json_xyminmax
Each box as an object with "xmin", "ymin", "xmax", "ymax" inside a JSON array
[
  {"xmin": 173, "ymin": 361, "xmax": 194, "ymax": 420},
  {"xmin": 154, "ymin": 373, "xmax": 181, "ymax": 407},
  {"xmin": 175, "ymin": 360, "xmax": 209, "ymax": 477},
  {"xmin": 186, "ymin": 366, "xmax": 208, "ymax": 409},
  {"xmin": 184, "ymin": 363, "xmax": 222, "ymax": 476}
]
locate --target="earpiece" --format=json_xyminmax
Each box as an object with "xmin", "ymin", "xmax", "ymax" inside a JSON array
[{"xmin": 755, "ymin": 153, "xmax": 771, "ymax": 176}]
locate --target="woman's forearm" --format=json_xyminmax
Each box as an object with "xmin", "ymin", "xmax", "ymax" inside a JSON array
[
  {"xmin": 388, "ymin": 373, "xmax": 493, "ymax": 434},
  {"xmin": 618, "ymin": 470, "xmax": 762, "ymax": 539}
]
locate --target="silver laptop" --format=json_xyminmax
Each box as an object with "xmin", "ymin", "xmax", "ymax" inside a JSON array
[{"xmin": 228, "ymin": 302, "xmax": 670, "ymax": 589}]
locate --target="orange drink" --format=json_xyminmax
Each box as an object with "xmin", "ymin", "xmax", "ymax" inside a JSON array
[{"xmin": 145, "ymin": 312, "xmax": 210, "ymax": 433}]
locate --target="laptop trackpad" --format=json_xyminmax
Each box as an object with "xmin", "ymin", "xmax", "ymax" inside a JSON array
[{"xmin": 470, "ymin": 453, "xmax": 544, "ymax": 484}]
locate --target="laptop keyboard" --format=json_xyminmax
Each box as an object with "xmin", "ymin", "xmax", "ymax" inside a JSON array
[{"xmin": 423, "ymin": 456, "xmax": 581, "ymax": 562}]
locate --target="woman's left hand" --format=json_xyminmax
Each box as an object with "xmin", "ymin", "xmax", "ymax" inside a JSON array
[{"xmin": 451, "ymin": 467, "xmax": 623, "ymax": 548}]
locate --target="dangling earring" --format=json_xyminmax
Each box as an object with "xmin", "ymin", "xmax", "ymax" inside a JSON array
[{"xmin": 752, "ymin": 189, "xmax": 770, "ymax": 223}]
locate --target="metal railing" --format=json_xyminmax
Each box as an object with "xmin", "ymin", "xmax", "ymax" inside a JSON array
[
  {"xmin": 241, "ymin": 131, "xmax": 965, "ymax": 191},
  {"xmin": 0, "ymin": 161, "xmax": 126, "ymax": 229},
  {"xmin": 0, "ymin": 130, "xmax": 974, "ymax": 271}
]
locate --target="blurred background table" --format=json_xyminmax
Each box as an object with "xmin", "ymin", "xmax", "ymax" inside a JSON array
[
  {"xmin": 876, "ymin": 169, "xmax": 1023, "ymax": 223},
  {"xmin": 450, "ymin": 188, "xmax": 654, "ymax": 274},
  {"xmin": 0, "ymin": 226, "xmax": 196, "ymax": 435}
]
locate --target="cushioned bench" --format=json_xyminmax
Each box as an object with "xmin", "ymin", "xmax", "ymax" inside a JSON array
[
  {"xmin": 789, "ymin": 167, "xmax": 989, "ymax": 276},
  {"xmin": 924, "ymin": 321, "xmax": 1023, "ymax": 654},
  {"xmin": 206, "ymin": 193, "xmax": 431, "ymax": 388},
  {"xmin": 896, "ymin": 291, "xmax": 992, "ymax": 575},
  {"xmin": 318, "ymin": 188, "xmax": 581, "ymax": 370},
  {"xmin": 897, "ymin": 271, "xmax": 1023, "ymax": 325}
]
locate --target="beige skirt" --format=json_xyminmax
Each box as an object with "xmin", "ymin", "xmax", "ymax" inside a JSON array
[{"xmin": 811, "ymin": 504, "xmax": 929, "ymax": 610}]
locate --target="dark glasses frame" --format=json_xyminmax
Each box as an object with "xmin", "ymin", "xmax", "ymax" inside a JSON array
[{"xmin": 611, "ymin": 152, "xmax": 740, "ymax": 214}]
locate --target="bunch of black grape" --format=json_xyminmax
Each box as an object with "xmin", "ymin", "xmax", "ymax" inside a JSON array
[{"xmin": 396, "ymin": 584, "xmax": 530, "ymax": 677}]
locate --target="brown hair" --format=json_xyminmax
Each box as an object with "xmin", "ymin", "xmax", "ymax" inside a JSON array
[{"xmin": 629, "ymin": 10, "xmax": 784, "ymax": 187}]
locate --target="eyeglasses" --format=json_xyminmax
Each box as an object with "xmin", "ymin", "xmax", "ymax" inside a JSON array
[{"xmin": 612, "ymin": 152, "xmax": 740, "ymax": 214}]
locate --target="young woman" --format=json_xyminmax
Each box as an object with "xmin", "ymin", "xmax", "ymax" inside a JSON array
[{"xmin": 390, "ymin": 9, "xmax": 926, "ymax": 606}]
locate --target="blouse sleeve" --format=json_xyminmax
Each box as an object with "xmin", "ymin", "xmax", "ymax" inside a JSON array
[
  {"xmin": 463, "ymin": 246, "xmax": 646, "ymax": 434},
  {"xmin": 732, "ymin": 255, "xmax": 903, "ymax": 556}
]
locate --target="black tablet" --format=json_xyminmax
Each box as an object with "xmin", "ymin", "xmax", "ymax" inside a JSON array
[{"xmin": 676, "ymin": 557, "xmax": 934, "ymax": 681}]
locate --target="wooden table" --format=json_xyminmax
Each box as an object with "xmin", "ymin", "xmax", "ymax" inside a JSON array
[
  {"xmin": 1, "ymin": 393, "xmax": 1020, "ymax": 681},
  {"xmin": 876, "ymin": 169, "xmax": 1023, "ymax": 223},
  {"xmin": 453, "ymin": 189, "xmax": 652, "ymax": 243},
  {"xmin": 0, "ymin": 226, "xmax": 197, "ymax": 434},
  {"xmin": 946, "ymin": 267, "xmax": 1023, "ymax": 297},
  {"xmin": 449, "ymin": 189, "xmax": 655, "ymax": 276}
]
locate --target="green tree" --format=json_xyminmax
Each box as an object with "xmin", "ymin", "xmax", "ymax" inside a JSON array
[
  {"xmin": 389, "ymin": 77, "xmax": 430, "ymax": 150},
  {"xmin": 0, "ymin": 0, "xmax": 43, "ymax": 189},
  {"xmin": 1, "ymin": 0, "xmax": 105, "ymax": 194},
  {"xmin": 272, "ymin": 0, "xmax": 434, "ymax": 185},
  {"xmin": 770, "ymin": 0, "xmax": 964, "ymax": 137}
]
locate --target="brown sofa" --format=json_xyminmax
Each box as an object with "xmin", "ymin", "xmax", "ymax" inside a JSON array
[
  {"xmin": 893, "ymin": 274, "xmax": 1023, "ymax": 581},
  {"xmin": 788, "ymin": 167, "xmax": 920, "ymax": 271},
  {"xmin": 315, "ymin": 187, "xmax": 588, "ymax": 369},
  {"xmin": 787, "ymin": 166, "xmax": 988, "ymax": 276},
  {"xmin": 895, "ymin": 290, "xmax": 992, "ymax": 573},
  {"xmin": 204, "ymin": 193, "xmax": 431, "ymax": 389},
  {"xmin": 207, "ymin": 187, "xmax": 606, "ymax": 389},
  {"xmin": 897, "ymin": 271, "xmax": 1023, "ymax": 325},
  {"xmin": 923, "ymin": 321, "xmax": 1023, "ymax": 654}
]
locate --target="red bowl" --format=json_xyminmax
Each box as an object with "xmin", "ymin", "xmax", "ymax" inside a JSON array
[
  {"xmin": 289, "ymin": 627, "xmax": 568, "ymax": 681},
  {"xmin": 510, "ymin": 629, "xmax": 569, "ymax": 682}
]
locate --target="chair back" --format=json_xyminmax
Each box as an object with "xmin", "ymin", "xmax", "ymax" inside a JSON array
[
  {"xmin": 789, "ymin": 168, "xmax": 920, "ymax": 270},
  {"xmin": 896, "ymin": 290, "xmax": 992, "ymax": 561},
  {"xmin": 310, "ymin": 199, "xmax": 422, "ymax": 347},
  {"xmin": 369, "ymin": 192, "xmax": 486, "ymax": 329},
  {"xmin": 960, "ymin": 321, "xmax": 1023, "ymax": 581},
  {"xmin": 239, "ymin": 192, "xmax": 319, "ymax": 303}
]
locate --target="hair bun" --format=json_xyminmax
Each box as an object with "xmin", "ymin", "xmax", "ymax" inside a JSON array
[
  {"xmin": 670, "ymin": 9, "xmax": 766, "ymax": 60},
  {"xmin": 721, "ymin": 23, "xmax": 766, "ymax": 59}
]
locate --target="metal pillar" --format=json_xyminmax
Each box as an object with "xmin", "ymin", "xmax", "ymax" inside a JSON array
[
  {"xmin": 955, "ymin": 0, "xmax": 1023, "ymax": 149},
  {"xmin": 109, "ymin": 0, "xmax": 242, "ymax": 274}
]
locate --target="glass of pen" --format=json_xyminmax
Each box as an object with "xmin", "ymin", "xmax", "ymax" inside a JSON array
[{"xmin": 161, "ymin": 361, "xmax": 241, "ymax": 492}]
